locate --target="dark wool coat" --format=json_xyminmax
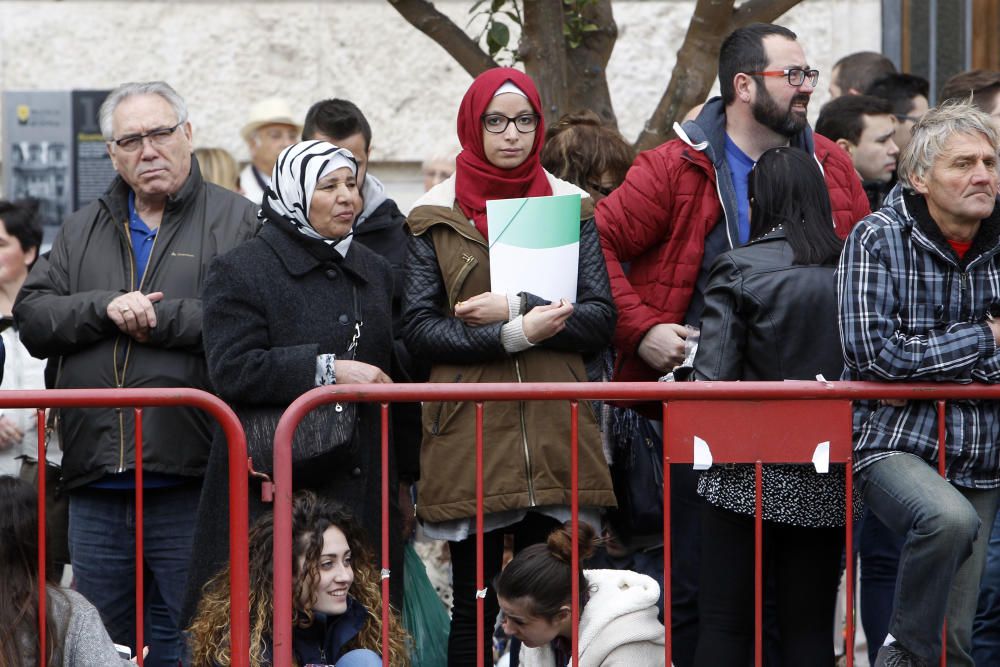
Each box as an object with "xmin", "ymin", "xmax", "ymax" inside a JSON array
[{"xmin": 182, "ymin": 221, "xmax": 411, "ymax": 623}]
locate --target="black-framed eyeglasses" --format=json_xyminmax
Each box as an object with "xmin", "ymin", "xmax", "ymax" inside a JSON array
[
  {"xmin": 111, "ymin": 121, "xmax": 185, "ymax": 152},
  {"xmin": 746, "ymin": 68, "xmax": 820, "ymax": 87},
  {"xmin": 481, "ymin": 113, "xmax": 539, "ymax": 134}
]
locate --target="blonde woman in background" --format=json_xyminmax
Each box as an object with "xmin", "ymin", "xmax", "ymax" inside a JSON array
[{"xmin": 194, "ymin": 147, "xmax": 241, "ymax": 193}]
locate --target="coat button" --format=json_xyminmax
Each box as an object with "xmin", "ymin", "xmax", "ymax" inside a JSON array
[
  {"xmin": 351, "ymin": 467, "xmax": 362, "ymax": 477},
  {"xmin": 325, "ymin": 269, "xmax": 338, "ymax": 280},
  {"xmin": 338, "ymin": 314, "xmax": 349, "ymax": 324}
]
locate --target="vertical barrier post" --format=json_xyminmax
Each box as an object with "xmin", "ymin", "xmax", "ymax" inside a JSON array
[
  {"xmin": 381, "ymin": 402, "xmax": 391, "ymax": 667},
  {"xmin": 220, "ymin": 403, "xmax": 250, "ymax": 667},
  {"xmin": 662, "ymin": 401, "xmax": 672, "ymax": 667},
  {"xmin": 845, "ymin": 425, "xmax": 855, "ymax": 667},
  {"xmin": 570, "ymin": 401, "xmax": 580, "ymax": 667},
  {"xmin": 476, "ymin": 401, "xmax": 485, "ymax": 667},
  {"xmin": 273, "ymin": 409, "xmax": 294, "ymax": 666},
  {"xmin": 36, "ymin": 408, "xmax": 47, "ymax": 667},
  {"xmin": 937, "ymin": 400, "xmax": 947, "ymax": 667},
  {"xmin": 754, "ymin": 460, "xmax": 764, "ymax": 667},
  {"xmin": 134, "ymin": 408, "xmax": 145, "ymax": 666}
]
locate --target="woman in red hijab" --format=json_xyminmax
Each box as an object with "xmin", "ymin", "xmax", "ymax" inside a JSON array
[{"xmin": 402, "ymin": 68, "xmax": 618, "ymax": 665}]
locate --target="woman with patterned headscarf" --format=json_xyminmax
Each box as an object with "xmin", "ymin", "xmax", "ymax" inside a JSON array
[
  {"xmin": 183, "ymin": 140, "xmax": 412, "ymax": 628},
  {"xmin": 402, "ymin": 68, "xmax": 618, "ymax": 666}
]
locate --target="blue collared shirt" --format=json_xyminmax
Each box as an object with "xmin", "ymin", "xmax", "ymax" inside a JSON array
[
  {"xmin": 127, "ymin": 191, "xmax": 157, "ymax": 286},
  {"xmin": 723, "ymin": 134, "xmax": 755, "ymax": 245}
]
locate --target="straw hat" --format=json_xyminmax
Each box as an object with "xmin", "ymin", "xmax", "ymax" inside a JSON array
[{"xmin": 240, "ymin": 98, "xmax": 301, "ymax": 143}]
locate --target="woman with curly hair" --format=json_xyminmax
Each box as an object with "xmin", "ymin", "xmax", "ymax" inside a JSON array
[
  {"xmin": 539, "ymin": 110, "xmax": 635, "ymax": 204},
  {"xmin": 188, "ymin": 492, "xmax": 409, "ymax": 667}
]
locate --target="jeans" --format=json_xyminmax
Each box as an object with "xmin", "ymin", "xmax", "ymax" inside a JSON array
[
  {"xmin": 693, "ymin": 503, "xmax": 844, "ymax": 667},
  {"xmin": 645, "ymin": 419, "xmax": 702, "ymax": 667},
  {"xmin": 68, "ymin": 482, "xmax": 201, "ymax": 667},
  {"xmin": 668, "ymin": 464, "xmax": 703, "ymax": 667},
  {"xmin": 973, "ymin": 504, "xmax": 1000, "ymax": 664},
  {"xmin": 334, "ymin": 648, "xmax": 383, "ymax": 666},
  {"xmin": 859, "ymin": 453, "xmax": 1000, "ymax": 666},
  {"xmin": 858, "ymin": 508, "xmax": 903, "ymax": 664}
]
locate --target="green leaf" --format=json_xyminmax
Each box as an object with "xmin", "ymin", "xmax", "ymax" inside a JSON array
[
  {"xmin": 491, "ymin": 0, "xmax": 505, "ymax": 11},
  {"xmin": 489, "ymin": 21, "xmax": 510, "ymax": 48},
  {"xmin": 582, "ymin": 23, "xmax": 599, "ymax": 31}
]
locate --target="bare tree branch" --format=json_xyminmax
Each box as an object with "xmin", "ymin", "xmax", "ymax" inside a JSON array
[
  {"xmin": 387, "ymin": 0, "xmax": 498, "ymax": 78},
  {"xmin": 731, "ymin": 0, "xmax": 804, "ymax": 27},
  {"xmin": 634, "ymin": 0, "xmax": 736, "ymax": 150}
]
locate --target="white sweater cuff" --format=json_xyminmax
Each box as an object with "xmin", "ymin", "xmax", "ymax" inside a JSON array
[
  {"xmin": 507, "ymin": 293, "xmax": 522, "ymax": 321},
  {"xmin": 501, "ymin": 315, "xmax": 535, "ymax": 353}
]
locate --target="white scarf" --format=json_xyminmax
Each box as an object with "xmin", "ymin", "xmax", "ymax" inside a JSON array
[{"xmin": 265, "ymin": 140, "xmax": 358, "ymax": 255}]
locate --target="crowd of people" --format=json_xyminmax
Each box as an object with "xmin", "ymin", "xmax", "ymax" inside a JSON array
[{"xmin": 0, "ymin": 18, "xmax": 999, "ymax": 667}]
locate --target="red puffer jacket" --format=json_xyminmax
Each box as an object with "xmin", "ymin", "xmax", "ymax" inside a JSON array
[{"xmin": 597, "ymin": 107, "xmax": 869, "ymax": 385}]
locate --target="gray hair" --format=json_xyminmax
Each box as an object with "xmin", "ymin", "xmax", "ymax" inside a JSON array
[
  {"xmin": 897, "ymin": 100, "xmax": 1000, "ymax": 190},
  {"xmin": 98, "ymin": 81, "xmax": 188, "ymax": 140}
]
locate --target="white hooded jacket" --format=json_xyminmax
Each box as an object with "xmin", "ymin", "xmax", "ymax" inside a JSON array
[{"xmin": 517, "ymin": 569, "xmax": 666, "ymax": 667}]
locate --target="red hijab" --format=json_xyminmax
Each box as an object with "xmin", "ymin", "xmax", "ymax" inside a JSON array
[{"xmin": 454, "ymin": 68, "xmax": 552, "ymax": 241}]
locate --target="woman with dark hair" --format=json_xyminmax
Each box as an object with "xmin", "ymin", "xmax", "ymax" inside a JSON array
[
  {"xmin": 0, "ymin": 199, "xmax": 46, "ymax": 477},
  {"xmin": 539, "ymin": 110, "xmax": 635, "ymax": 204},
  {"xmin": 495, "ymin": 521, "xmax": 665, "ymax": 666},
  {"xmin": 691, "ymin": 146, "xmax": 849, "ymax": 666},
  {"xmin": 0, "ymin": 476, "xmax": 133, "ymax": 665},
  {"xmin": 188, "ymin": 491, "xmax": 409, "ymax": 666},
  {"xmin": 402, "ymin": 68, "xmax": 617, "ymax": 666}
]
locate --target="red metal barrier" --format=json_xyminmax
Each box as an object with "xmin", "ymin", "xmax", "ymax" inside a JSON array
[
  {"xmin": 272, "ymin": 380, "xmax": 999, "ymax": 667},
  {"xmin": 0, "ymin": 389, "xmax": 250, "ymax": 667}
]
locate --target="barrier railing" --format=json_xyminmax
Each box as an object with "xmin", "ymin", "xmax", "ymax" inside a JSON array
[
  {"xmin": 1, "ymin": 388, "xmax": 250, "ymax": 667},
  {"xmin": 272, "ymin": 380, "xmax": 995, "ymax": 667}
]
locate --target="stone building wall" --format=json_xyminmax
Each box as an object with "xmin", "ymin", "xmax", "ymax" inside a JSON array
[{"xmin": 0, "ymin": 0, "xmax": 880, "ymax": 207}]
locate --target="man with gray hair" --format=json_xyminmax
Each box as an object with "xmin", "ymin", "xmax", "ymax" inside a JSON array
[
  {"xmin": 14, "ymin": 81, "xmax": 258, "ymax": 666},
  {"xmin": 838, "ymin": 101, "xmax": 1000, "ymax": 667}
]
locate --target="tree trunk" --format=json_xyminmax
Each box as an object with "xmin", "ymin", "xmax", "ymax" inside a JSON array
[
  {"xmin": 518, "ymin": 0, "xmax": 618, "ymax": 129},
  {"xmin": 384, "ymin": 0, "xmax": 805, "ymax": 149}
]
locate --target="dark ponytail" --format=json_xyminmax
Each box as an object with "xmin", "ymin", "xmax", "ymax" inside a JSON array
[{"xmin": 494, "ymin": 522, "xmax": 599, "ymax": 619}]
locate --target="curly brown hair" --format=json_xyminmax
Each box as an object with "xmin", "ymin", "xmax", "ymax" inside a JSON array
[
  {"xmin": 187, "ymin": 492, "xmax": 410, "ymax": 667},
  {"xmin": 539, "ymin": 110, "xmax": 635, "ymax": 200}
]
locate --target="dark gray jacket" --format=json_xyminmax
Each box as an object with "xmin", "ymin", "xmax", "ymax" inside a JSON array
[{"xmin": 13, "ymin": 157, "xmax": 259, "ymax": 489}]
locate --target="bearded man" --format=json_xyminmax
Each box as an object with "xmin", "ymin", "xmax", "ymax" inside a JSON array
[{"xmin": 595, "ymin": 22, "xmax": 870, "ymax": 666}]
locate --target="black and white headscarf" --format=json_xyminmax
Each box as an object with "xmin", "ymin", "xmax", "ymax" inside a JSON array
[{"xmin": 265, "ymin": 140, "xmax": 358, "ymax": 256}]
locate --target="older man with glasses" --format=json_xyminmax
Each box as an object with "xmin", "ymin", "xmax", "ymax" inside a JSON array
[{"xmin": 13, "ymin": 80, "xmax": 258, "ymax": 667}]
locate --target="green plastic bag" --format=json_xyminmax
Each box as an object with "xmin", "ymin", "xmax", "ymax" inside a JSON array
[{"xmin": 403, "ymin": 542, "xmax": 451, "ymax": 667}]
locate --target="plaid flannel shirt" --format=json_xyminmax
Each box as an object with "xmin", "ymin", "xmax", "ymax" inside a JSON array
[{"xmin": 837, "ymin": 185, "xmax": 1000, "ymax": 488}]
